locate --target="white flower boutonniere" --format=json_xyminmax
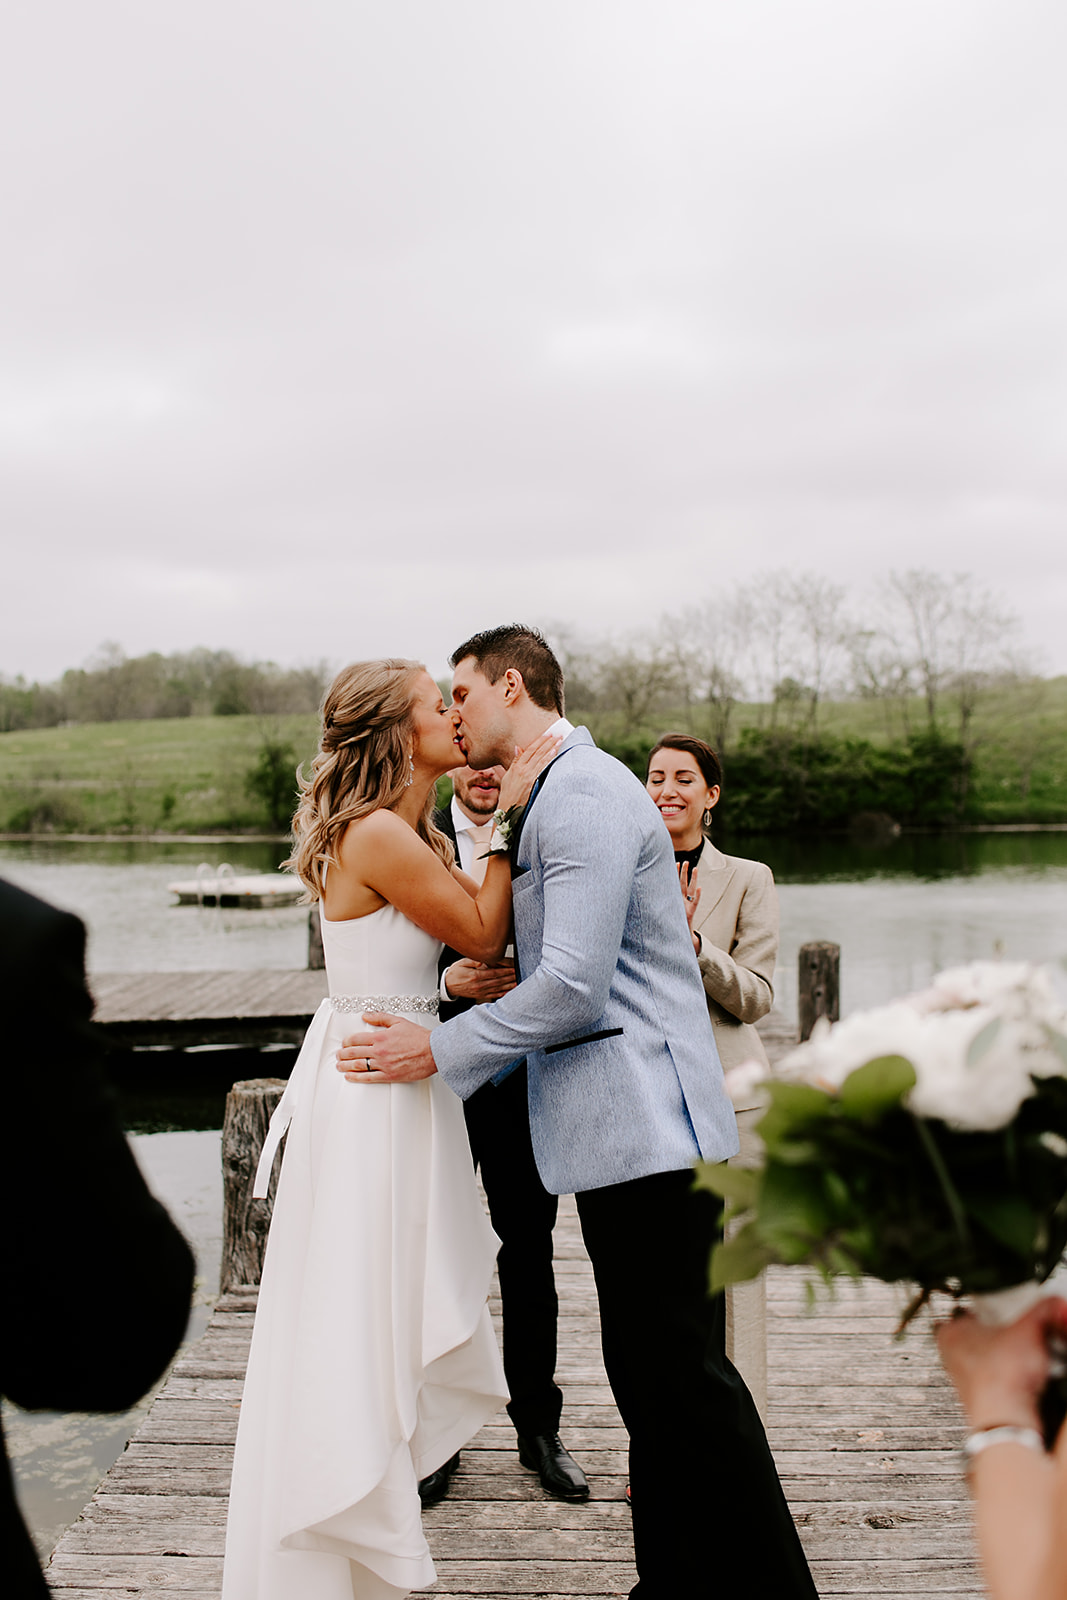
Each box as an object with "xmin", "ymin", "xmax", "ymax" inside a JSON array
[{"xmin": 478, "ymin": 803, "xmax": 526, "ymax": 859}]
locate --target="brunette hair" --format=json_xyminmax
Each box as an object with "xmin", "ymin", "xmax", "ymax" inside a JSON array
[
  {"xmin": 287, "ymin": 658, "xmax": 453, "ymax": 900},
  {"xmin": 449, "ymin": 623, "xmax": 565, "ymax": 716},
  {"xmin": 646, "ymin": 733, "xmax": 724, "ymax": 798}
]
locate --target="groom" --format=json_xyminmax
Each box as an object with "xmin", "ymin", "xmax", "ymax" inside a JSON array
[{"xmin": 338, "ymin": 625, "xmax": 817, "ymax": 1598}]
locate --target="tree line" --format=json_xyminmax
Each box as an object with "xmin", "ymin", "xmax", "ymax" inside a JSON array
[
  {"xmin": 558, "ymin": 567, "xmax": 1031, "ymax": 750},
  {"xmin": 0, "ymin": 644, "xmax": 329, "ymax": 732},
  {"xmin": 2, "ymin": 570, "xmax": 1059, "ymax": 833},
  {"xmin": 553, "ymin": 568, "xmax": 1053, "ymax": 830},
  {"xmin": 2, "ymin": 569, "xmax": 1035, "ymax": 739}
]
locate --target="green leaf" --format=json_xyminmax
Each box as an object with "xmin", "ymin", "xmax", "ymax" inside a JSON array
[
  {"xmin": 967, "ymin": 1018, "xmax": 1002, "ymax": 1066},
  {"xmin": 710, "ymin": 1223, "xmax": 777, "ymax": 1291},
  {"xmin": 757, "ymin": 1082, "xmax": 833, "ymax": 1153},
  {"xmin": 758, "ymin": 1162, "xmax": 834, "ymax": 1262},
  {"xmin": 693, "ymin": 1162, "xmax": 760, "ymax": 1208},
  {"xmin": 825, "ymin": 1245, "xmax": 863, "ymax": 1278},
  {"xmin": 969, "ymin": 1196, "xmax": 1039, "ymax": 1258},
  {"xmin": 913, "ymin": 1116, "xmax": 971, "ymax": 1246},
  {"xmin": 837, "ymin": 1055, "xmax": 917, "ymax": 1120}
]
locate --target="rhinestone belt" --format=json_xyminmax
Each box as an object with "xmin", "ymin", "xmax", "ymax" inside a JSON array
[{"xmin": 330, "ymin": 994, "xmax": 439, "ymax": 1015}]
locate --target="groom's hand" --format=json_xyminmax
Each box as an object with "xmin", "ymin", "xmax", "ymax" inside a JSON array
[{"xmin": 336, "ymin": 1014, "xmax": 438, "ymax": 1083}]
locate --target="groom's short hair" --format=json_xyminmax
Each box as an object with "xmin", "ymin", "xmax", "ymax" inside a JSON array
[{"xmin": 450, "ymin": 625, "xmax": 565, "ymax": 716}]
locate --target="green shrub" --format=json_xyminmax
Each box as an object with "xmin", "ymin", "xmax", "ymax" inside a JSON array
[
  {"xmin": 245, "ymin": 738, "xmax": 300, "ymax": 829},
  {"xmin": 601, "ymin": 726, "xmax": 971, "ymax": 833}
]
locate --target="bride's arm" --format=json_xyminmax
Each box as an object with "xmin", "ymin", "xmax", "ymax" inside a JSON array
[
  {"xmin": 340, "ymin": 814, "xmax": 515, "ymax": 962},
  {"xmin": 335, "ymin": 732, "xmax": 559, "ymax": 963}
]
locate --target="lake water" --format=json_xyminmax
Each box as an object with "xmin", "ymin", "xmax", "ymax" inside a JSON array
[
  {"xmin": 3, "ymin": 830, "xmax": 1066, "ymax": 1561},
  {"xmin": 2, "ymin": 831, "xmax": 1065, "ymax": 1028}
]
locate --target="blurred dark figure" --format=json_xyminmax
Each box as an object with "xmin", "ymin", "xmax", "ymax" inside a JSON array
[{"xmin": 0, "ymin": 879, "xmax": 195, "ymax": 1598}]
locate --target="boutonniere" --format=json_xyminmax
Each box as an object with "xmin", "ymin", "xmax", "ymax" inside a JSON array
[{"xmin": 478, "ymin": 803, "xmax": 526, "ymax": 859}]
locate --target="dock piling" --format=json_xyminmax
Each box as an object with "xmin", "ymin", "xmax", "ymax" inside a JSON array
[
  {"xmin": 220, "ymin": 1078, "xmax": 286, "ymax": 1293},
  {"xmin": 798, "ymin": 940, "xmax": 840, "ymax": 1041}
]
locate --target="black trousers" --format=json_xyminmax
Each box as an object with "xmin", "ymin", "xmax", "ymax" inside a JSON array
[
  {"xmin": 577, "ymin": 1170, "xmax": 818, "ymax": 1599},
  {"xmin": 463, "ymin": 1065, "xmax": 563, "ymax": 1440}
]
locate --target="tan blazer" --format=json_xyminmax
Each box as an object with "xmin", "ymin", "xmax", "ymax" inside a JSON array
[{"xmin": 691, "ymin": 842, "xmax": 778, "ymax": 1072}]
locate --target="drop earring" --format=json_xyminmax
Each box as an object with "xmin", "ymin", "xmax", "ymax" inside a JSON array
[
  {"xmin": 702, "ymin": 808, "xmax": 713, "ymax": 828},
  {"xmin": 406, "ymin": 753, "xmax": 415, "ymax": 787}
]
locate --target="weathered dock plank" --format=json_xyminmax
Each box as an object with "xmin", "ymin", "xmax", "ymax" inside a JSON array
[
  {"xmin": 90, "ymin": 969, "xmax": 328, "ymax": 1048},
  {"xmin": 47, "ymin": 1204, "xmax": 983, "ymax": 1599}
]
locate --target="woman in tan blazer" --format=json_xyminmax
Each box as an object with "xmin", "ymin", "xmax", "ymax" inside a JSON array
[{"xmin": 645, "ymin": 734, "xmax": 778, "ymax": 1071}]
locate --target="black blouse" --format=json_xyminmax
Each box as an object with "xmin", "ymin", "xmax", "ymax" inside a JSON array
[{"xmin": 673, "ymin": 838, "xmax": 706, "ymax": 877}]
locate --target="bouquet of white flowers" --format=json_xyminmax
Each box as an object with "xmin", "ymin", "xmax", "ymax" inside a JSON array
[{"xmin": 698, "ymin": 962, "xmax": 1067, "ymax": 1331}]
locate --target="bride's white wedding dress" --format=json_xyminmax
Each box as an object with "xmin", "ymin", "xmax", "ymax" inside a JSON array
[{"xmin": 222, "ymin": 901, "xmax": 507, "ymax": 1600}]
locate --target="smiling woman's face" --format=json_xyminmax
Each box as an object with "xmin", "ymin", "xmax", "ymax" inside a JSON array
[{"xmin": 645, "ymin": 746, "xmax": 720, "ymax": 849}]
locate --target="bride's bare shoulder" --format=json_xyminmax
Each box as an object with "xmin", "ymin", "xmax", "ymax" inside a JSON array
[{"xmin": 337, "ymin": 808, "xmax": 428, "ymax": 864}]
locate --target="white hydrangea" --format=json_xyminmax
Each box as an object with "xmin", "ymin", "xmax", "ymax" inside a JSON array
[{"xmin": 773, "ymin": 962, "xmax": 1067, "ymax": 1133}]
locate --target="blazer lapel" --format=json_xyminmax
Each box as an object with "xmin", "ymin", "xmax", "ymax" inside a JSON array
[
  {"xmin": 508, "ymin": 730, "xmax": 588, "ymax": 875},
  {"xmin": 694, "ymin": 842, "xmax": 732, "ymax": 920}
]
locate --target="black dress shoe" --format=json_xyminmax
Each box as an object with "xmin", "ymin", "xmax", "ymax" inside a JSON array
[
  {"xmin": 418, "ymin": 1451, "xmax": 459, "ymax": 1508},
  {"xmin": 516, "ymin": 1432, "xmax": 590, "ymax": 1500}
]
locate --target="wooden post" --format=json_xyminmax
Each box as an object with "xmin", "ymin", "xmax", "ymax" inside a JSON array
[
  {"xmin": 220, "ymin": 1078, "xmax": 287, "ymax": 1293},
  {"xmin": 308, "ymin": 907, "xmax": 325, "ymax": 970},
  {"xmin": 798, "ymin": 940, "xmax": 840, "ymax": 1042}
]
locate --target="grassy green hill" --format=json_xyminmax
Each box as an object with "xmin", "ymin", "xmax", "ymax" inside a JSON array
[
  {"xmin": 0, "ymin": 714, "xmax": 319, "ymax": 834},
  {"xmin": 1, "ymin": 676, "xmax": 1064, "ymax": 834}
]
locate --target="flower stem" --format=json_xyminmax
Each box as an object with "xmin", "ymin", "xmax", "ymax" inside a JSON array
[{"xmin": 913, "ymin": 1115, "xmax": 971, "ymax": 1246}]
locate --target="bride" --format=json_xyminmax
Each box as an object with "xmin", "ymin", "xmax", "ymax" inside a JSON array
[{"xmin": 221, "ymin": 658, "xmax": 559, "ymax": 1600}]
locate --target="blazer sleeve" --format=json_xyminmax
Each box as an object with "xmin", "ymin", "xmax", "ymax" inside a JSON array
[
  {"xmin": 697, "ymin": 860, "xmax": 778, "ymax": 1025},
  {"xmin": 430, "ymin": 772, "xmax": 641, "ymax": 1099},
  {"xmin": 1, "ymin": 894, "xmax": 195, "ymax": 1415}
]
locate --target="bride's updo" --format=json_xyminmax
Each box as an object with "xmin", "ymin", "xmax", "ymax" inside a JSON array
[{"xmin": 288, "ymin": 658, "xmax": 453, "ymax": 900}]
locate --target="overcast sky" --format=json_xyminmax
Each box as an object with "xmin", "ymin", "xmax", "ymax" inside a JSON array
[{"xmin": 2, "ymin": 1, "xmax": 1065, "ymax": 685}]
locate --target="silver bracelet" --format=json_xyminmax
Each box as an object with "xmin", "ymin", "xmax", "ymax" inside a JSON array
[{"xmin": 961, "ymin": 1425, "xmax": 1045, "ymax": 1472}]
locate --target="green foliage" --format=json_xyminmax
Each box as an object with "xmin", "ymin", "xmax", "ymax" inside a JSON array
[
  {"xmin": 600, "ymin": 725, "xmax": 971, "ymax": 831},
  {"xmin": 1, "ymin": 668, "xmax": 1065, "ymax": 835},
  {"xmin": 0, "ymin": 647, "xmax": 327, "ymax": 729},
  {"xmin": 698, "ymin": 1067, "xmax": 1067, "ymax": 1309},
  {"xmin": 0, "ymin": 714, "xmax": 319, "ymax": 834},
  {"xmin": 244, "ymin": 737, "xmax": 300, "ymax": 829},
  {"xmin": 716, "ymin": 728, "xmax": 970, "ymax": 832}
]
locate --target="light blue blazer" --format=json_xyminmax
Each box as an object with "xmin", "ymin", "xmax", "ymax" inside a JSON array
[{"xmin": 430, "ymin": 727, "xmax": 740, "ymax": 1194}]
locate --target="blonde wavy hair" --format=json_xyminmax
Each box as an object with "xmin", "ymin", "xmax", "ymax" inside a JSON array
[{"xmin": 287, "ymin": 658, "xmax": 454, "ymax": 901}]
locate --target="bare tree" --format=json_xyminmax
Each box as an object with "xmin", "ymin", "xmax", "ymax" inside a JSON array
[
  {"xmin": 787, "ymin": 573, "xmax": 849, "ymax": 731},
  {"xmin": 843, "ymin": 627, "xmax": 916, "ymax": 738},
  {"xmin": 885, "ymin": 570, "xmax": 1021, "ymax": 738},
  {"xmin": 658, "ymin": 601, "xmax": 747, "ymax": 751},
  {"xmin": 885, "ymin": 571, "xmax": 955, "ymax": 727},
  {"xmin": 595, "ymin": 638, "xmax": 682, "ymax": 730},
  {"xmin": 943, "ymin": 586, "xmax": 1022, "ymax": 742}
]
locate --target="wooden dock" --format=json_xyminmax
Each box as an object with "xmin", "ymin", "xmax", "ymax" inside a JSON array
[
  {"xmin": 46, "ymin": 1198, "xmax": 982, "ymax": 1599},
  {"xmin": 90, "ymin": 969, "xmax": 328, "ymax": 1049}
]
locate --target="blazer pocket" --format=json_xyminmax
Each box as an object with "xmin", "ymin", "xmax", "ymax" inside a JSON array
[{"xmin": 545, "ymin": 1026, "xmax": 624, "ymax": 1055}]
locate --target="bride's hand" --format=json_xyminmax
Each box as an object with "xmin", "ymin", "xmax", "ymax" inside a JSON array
[{"xmin": 495, "ymin": 729, "xmax": 563, "ymax": 816}]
